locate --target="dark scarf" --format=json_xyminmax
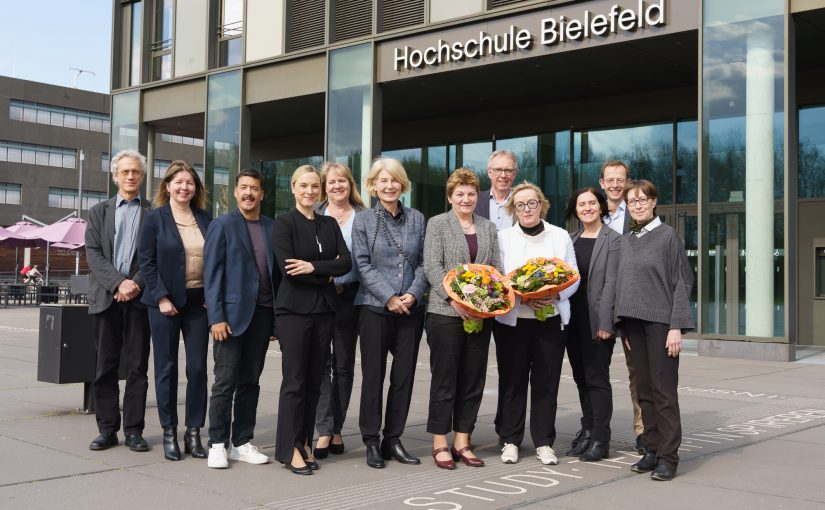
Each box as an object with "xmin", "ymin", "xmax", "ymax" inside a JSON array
[
  {"xmin": 519, "ymin": 222, "xmax": 545, "ymax": 236},
  {"xmin": 629, "ymin": 217, "xmax": 655, "ymax": 233}
]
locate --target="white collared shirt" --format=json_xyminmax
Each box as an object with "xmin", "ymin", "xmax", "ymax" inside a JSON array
[
  {"xmin": 635, "ymin": 216, "xmax": 662, "ymax": 237},
  {"xmin": 489, "ymin": 190, "xmax": 514, "ymax": 231},
  {"xmin": 605, "ymin": 200, "xmax": 626, "ymax": 235}
]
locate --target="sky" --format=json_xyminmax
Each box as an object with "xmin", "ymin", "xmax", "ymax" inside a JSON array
[{"xmin": 0, "ymin": 0, "xmax": 113, "ymax": 93}]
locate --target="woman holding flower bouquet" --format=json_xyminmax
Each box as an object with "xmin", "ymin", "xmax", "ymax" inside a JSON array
[
  {"xmin": 563, "ymin": 187, "xmax": 621, "ymax": 462},
  {"xmin": 351, "ymin": 157, "xmax": 428, "ymax": 469},
  {"xmin": 614, "ymin": 180, "xmax": 693, "ymax": 481},
  {"xmin": 494, "ymin": 183, "xmax": 579, "ymax": 466},
  {"xmin": 423, "ymin": 168, "xmax": 503, "ymax": 470}
]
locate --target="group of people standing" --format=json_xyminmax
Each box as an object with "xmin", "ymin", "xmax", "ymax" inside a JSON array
[{"xmin": 84, "ymin": 148, "xmax": 693, "ymax": 482}]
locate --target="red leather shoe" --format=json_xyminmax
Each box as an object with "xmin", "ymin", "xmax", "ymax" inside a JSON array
[
  {"xmin": 451, "ymin": 445, "xmax": 485, "ymax": 467},
  {"xmin": 432, "ymin": 447, "xmax": 456, "ymax": 470}
]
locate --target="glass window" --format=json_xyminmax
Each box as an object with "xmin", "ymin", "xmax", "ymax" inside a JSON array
[
  {"xmin": 6, "ymin": 148, "xmax": 21, "ymax": 162},
  {"xmin": 23, "ymin": 107, "xmax": 37, "ymax": 123},
  {"xmin": 799, "ymin": 106, "xmax": 825, "ymax": 198},
  {"xmin": 76, "ymin": 116, "xmax": 90, "ymax": 130},
  {"xmin": 0, "ymin": 146, "xmax": 6, "ymax": 161},
  {"xmin": 9, "ymin": 105, "xmax": 22, "ymax": 121},
  {"xmin": 702, "ymin": 0, "xmax": 785, "ymax": 338},
  {"xmin": 50, "ymin": 112, "xmax": 64, "ymax": 127},
  {"xmin": 89, "ymin": 117, "xmax": 103, "ymax": 132},
  {"xmin": 101, "ymin": 153, "xmax": 110, "ymax": 172},
  {"xmin": 254, "ymin": 156, "xmax": 324, "ymax": 218},
  {"xmin": 63, "ymin": 114, "xmax": 77, "ymax": 128},
  {"xmin": 218, "ymin": 0, "xmax": 243, "ymax": 67},
  {"xmin": 36, "ymin": 109, "xmax": 50, "ymax": 124},
  {"xmin": 21, "ymin": 148, "xmax": 35, "ymax": 164},
  {"xmin": 0, "ymin": 183, "xmax": 22, "ymax": 205},
  {"xmin": 448, "ymin": 140, "xmax": 494, "ymax": 191},
  {"xmin": 130, "ymin": 1, "xmax": 143, "ymax": 86},
  {"xmin": 205, "ymin": 70, "xmax": 242, "ymax": 216},
  {"xmin": 111, "ymin": 91, "xmax": 140, "ymax": 156},
  {"xmin": 497, "ymin": 135, "xmax": 539, "ymax": 188},
  {"xmin": 539, "ymin": 131, "xmax": 572, "ymax": 227},
  {"xmin": 63, "ymin": 153, "xmax": 76, "ymax": 168},
  {"xmin": 676, "ymin": 120, "xmax": 698, "ymax": 203}
]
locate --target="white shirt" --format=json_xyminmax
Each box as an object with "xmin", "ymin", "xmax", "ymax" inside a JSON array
[
  {"xmin": 489, "ymin": 191, "xmax": 514, "ymax": 231},
  {"xmin": 605, "ymin": 200, "xmax": 626, "ymax": 235},
  {"xmin": 635, "ymin": 216, "xmax": 662, "ymax": 238}
]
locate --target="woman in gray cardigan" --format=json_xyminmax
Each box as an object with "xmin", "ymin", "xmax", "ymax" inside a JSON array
[
  {"xmin": 423, "ymin": 168, "xmax": 502, "ymax": 470},
  {"xmin": 351, "ymin": 157, "xmax": 428, "ymax": 469},
  {"xmin": 563, "ymin": 187, "xmax": 621, "ymax": 462},
  {"xmin": 615, "ymin": 180, "xmax": 694, "ymax": 482}
]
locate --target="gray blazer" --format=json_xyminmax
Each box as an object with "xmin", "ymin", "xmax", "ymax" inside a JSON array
[
  {"xmin": 423, "ymin": 212, "xmax": 502, "ymax": 317},
  {"xmin": 570, "ymin": 225, "xmax": 621, "ymax": 338},
  {"xmin": 85, "ymin": 195, "xmax": 149, "ymax": 314},
  {"xmin": 352, "ymin": 203, "xmax": 428, "ymax": 310},
  {"xmin": 475, "ymin": 188, "xmax": 515, "ymax": 228}
]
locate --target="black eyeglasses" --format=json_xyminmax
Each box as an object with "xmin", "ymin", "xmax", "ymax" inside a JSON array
[
  {"xmin": 627, "ymin": 197, "xmax": 650, "ymax": 207},
  {"xmin": 489, "ymin": 167, "xmax": 516, "ymax": 176},
  {"xmin": 514, "ymin": 199, "xmax": 539, "ymax": 212}
]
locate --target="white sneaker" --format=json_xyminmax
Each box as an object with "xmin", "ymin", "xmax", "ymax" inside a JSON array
[
  {"xmin": 230, "ymin": 442, "xmax": 270, "ymax": 465},
  {"xmin": 501, "ymin": 443, "xmax": 519, "ymax": 464},
  {"xmin": 208, "ymin": 444, "xmax": 229, "ymax": 469},
  {"xmin": 536, "ymin": 445, "xmax": 558, "ymax": 465}
]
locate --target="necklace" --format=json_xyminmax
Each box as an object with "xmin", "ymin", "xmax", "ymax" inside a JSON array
[{"xmin": 328, "ymin": 205, "xmax": 353, "ymax": 225}]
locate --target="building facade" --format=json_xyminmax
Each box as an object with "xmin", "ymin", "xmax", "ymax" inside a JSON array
[{"xmin": 108, "ymin": 0, "xmax": 825, "ymax": 358}]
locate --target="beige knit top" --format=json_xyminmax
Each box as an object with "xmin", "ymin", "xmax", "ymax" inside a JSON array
[{"xmin": 176, "ymin": 217, "xmax": 205, "ymax": 288}]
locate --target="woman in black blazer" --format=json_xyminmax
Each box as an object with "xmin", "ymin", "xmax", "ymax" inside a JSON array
[
  {"xmin": 272, "ymin": 165, "xmax": 352, "ymax": 475},
  {"xmin": 138, "ymin": 160, "xmax": 212, "ymax": 461},
  {"xmin": 562, "ymin": 187, "xmax": 621, "ymax": 462}
]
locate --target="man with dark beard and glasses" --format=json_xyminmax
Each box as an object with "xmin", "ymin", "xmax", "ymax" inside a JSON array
[{"xmin": 203, "ymin": 168, "xmax": 280, "ymax": 469}]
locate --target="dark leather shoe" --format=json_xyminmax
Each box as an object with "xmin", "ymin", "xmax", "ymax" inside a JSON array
[
  {"xmin": 89, "ymin": 432, "xmax": 117, "ymax": 451},
  {"xmin": 125, "ymin": 434, "xmax": 150, "ymax": 452},
  {"xmin": 579, "ymin": 441, "xmax": 609, "ymax": 462},
  {"xmin": 432, "ymin": 447, "xmax": 455, "ymax": 470},
  {"xmin": 299, "ymin": 445, "xmax": 319, "ymax": 470},
  {"xmin": 284, "ymin": 461, "xmax": 313, "ymax": 475},
  {"xmin": 451, "ymin": 445, "xmax": 484, "ymax": 467},
  {"xmin": 631, "ymin": 451, "xmax": 657, "ymax": 473},
  {"xmin": 329, "ymin": 437, "xmax": 345, "ymax": 455},
  {"xmin": 366, "ymin": 445, "xmax": 385, "ymax": 468},
  {"xmin": 565, "ymin": 429, "xmax": 592, "ymax": 456},
  {"xmin": 162, "ymin": 427, "xmax": 181, "ymax": 461},
  {"xmin": 635, "ymin": 435, "xmax": 649, "ymax": 455},
  {"xmin": 651, "ymin": 462, "xmax": 677, "ymax": 481},
  {"xmin": 314, "ymin": 445, "xmax": 329, "ymax": 459},
  {"xmin": 381, "ymin": 441, "xmax": 420, "ymax": 465},
  {"xmin": 184, "ymin": 427, "xmax": 207, "ymax": 459}
]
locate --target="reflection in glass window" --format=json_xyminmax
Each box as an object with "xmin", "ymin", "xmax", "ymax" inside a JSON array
[
  {"xmin": 37, "ymin": 110, "xmax": 50, "ymax": 124},
  {"xmin": 799, "ymin": 106, "xmax": 825, "ymax": 199},
  {"xmin": 48, "ymin": 188, "xmax": 108, "ymax": 210},
  {"xmin": 154, "ymin": 159, "xmax": 173, "ymax": 179},
  {"xmin": 0, "ymin": 140, "xmax": 77, "ymax": 169},
  {"xmin": 130, "ymin": 1, "xmax": 143, "ymax": 86},
  {"xmin": 102, "ymin": 153, "xmax": 110, "ymax": 173},
  {"xmin": 218, "ymin": 0, "xmax": 244, "ymax": 67},
  {"xmin": 0, "ymin": 183, "xmax": 22, "ymax": 205},
  {"xmin": 151, "ymin": 0, "xmax": 173, "ymax": 80},
  {"xmin": 9, "ymin": 105, "xmax": 22, "ymax": 121},
  {"xmin": 9, "ymin": 100, "xmax": 109, "ymax": 133}
]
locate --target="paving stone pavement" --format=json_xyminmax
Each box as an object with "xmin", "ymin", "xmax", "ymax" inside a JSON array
[{"xmin": 0, "ymin": 307, "xmax": 823, "ymax": 510}]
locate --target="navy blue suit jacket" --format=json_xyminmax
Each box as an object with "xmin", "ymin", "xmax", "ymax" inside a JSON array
[
  {"xmin": 204, "ymin": 209, "xmax": 278, "ymax": 337},
  {"xmin": 138, "ymin": 203, "xmax": 212, "ymax": 308}
]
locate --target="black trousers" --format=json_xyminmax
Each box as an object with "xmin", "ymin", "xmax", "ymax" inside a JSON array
[
  {"xmin": 148, "ymin": 288, "xmax": 209, "ymax": 428},
  {"xmin": 315, "ymin": 284, "xmax": 360, "ymax": 437},
  {"xmin": 494, "ymin": 316, "xmax": 566, "ymax": 448},
  {"xmin": 92, "ymin": 300, "xmax": 151, "ymax": 435},
  {"xmin": 566, "ymin": 292, "xmax": 615, "ymax": 441},
  {"xmin": 623, "ymin": 318, "xmax": 681, "ymax": 467},
  {"xmin": 425, "ymin": 313, "xmax": 491, "ymax": 435},
  {"xmin": 207, "ymin": 306, "xmax": 273, "ymax": 448},
  {"xmin": 358, "ymin": 307, "xmax": 424, "ymax": 447},
  {"xmin": 275, "ymin": 312, "xmax": 334, "ymax": 463}
]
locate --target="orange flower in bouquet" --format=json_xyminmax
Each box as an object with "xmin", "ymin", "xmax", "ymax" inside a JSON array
[
  {"xmin": 442, "ymin": 264, "xmax": 515, "ymax": 333},
  {"xmin": 507, "ymin": 257, "xmax": 579, "ymax": 320}
]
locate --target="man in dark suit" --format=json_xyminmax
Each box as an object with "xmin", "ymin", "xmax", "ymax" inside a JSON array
[
  {"xmin": 598, "ymin": 159, "xmax": 645, "ymax": 454},
  {"xmin": 85, "ymin": 149, "xmax": 151, "ymax": 452},
  {"xmin": 204, "ymin": 168, "xmax": 278, "ymax": 469},
  {"xmin": 476, "ymin": 150, "xmax": 518, "ymax": 231}
]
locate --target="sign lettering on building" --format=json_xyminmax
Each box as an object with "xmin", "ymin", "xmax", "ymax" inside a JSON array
[{"xmin": 393, "ymin": 0, "xmax": 666, "ymax": 72}]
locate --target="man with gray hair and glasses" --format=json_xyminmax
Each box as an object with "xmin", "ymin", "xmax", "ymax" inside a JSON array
[
  {"xmin": 86, "ymin": 149, "xmax": 152, "ymax": 453},
  {"xmin": 476, "ymin": 149, "xmax": 519, "ymax": 230}
]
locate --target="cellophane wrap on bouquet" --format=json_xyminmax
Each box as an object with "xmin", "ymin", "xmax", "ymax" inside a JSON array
[
  {"xmin": 507, "ymin": 257, "xmax": 579, "ymax": 321},
  {"xmin": 442, "ymin": 264, "xmax": 515, "ymax": 333}
]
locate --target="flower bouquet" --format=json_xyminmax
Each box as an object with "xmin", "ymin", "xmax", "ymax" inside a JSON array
[
  {"xmin": 507, "ymin": 257, "xmax": 579, "ymax": 321},
  {"xmin": 442, "ymin": 264, "xmax": 515, "ymax": 333}
]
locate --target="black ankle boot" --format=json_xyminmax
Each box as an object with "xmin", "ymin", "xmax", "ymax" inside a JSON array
[
  {"xmin": 579, "ymin": 441, "xmax": 609, "ymax": 462},
  {"xmin": 163, "ymin": 427, "xmax": 181, "ymax": 461},
  {"xmin": 184, "ymin": 427, "xmax": 206, "ymax": 459},
  {"xmin": 565, "ymin": 429, "xmax": 592, "ymax": 456}
]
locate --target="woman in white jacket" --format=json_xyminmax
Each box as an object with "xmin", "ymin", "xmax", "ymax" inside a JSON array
[{"xmin": 494, "ymin": 182, "xmax": 579, "ymax": 466}]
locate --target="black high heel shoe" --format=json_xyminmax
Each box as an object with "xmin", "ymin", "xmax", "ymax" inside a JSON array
[
  {"xmin": 162, "ymin": 427, "xmax": 181, "ymax": 461},
  {"xmin": 329, "ymin": 434, "xmax": 345, "ymax": 455},
  {"xmin": 299, "ymin": 445, "xmax": 319, "ymax": 470},
  {"xmin": 184, "ymin": 427, "xmax": 207, "ymax": 459}
]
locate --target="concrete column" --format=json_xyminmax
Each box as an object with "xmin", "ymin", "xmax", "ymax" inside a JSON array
[{"xmin": 745, "ymin": 27, "xmax": 775, "ymax": 337}]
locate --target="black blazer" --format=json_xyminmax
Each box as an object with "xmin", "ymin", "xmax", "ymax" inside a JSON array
[
  {"xmin": 272, "ymin": 208, "xmax": 352, "ymax": 314},
  {"xmin": 138, "ymin": 203, "xmax": 212, "ymax": 308},
  {"xmin": 85, "ymin": 195, "xmax": 150, "ymax": 314}
]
